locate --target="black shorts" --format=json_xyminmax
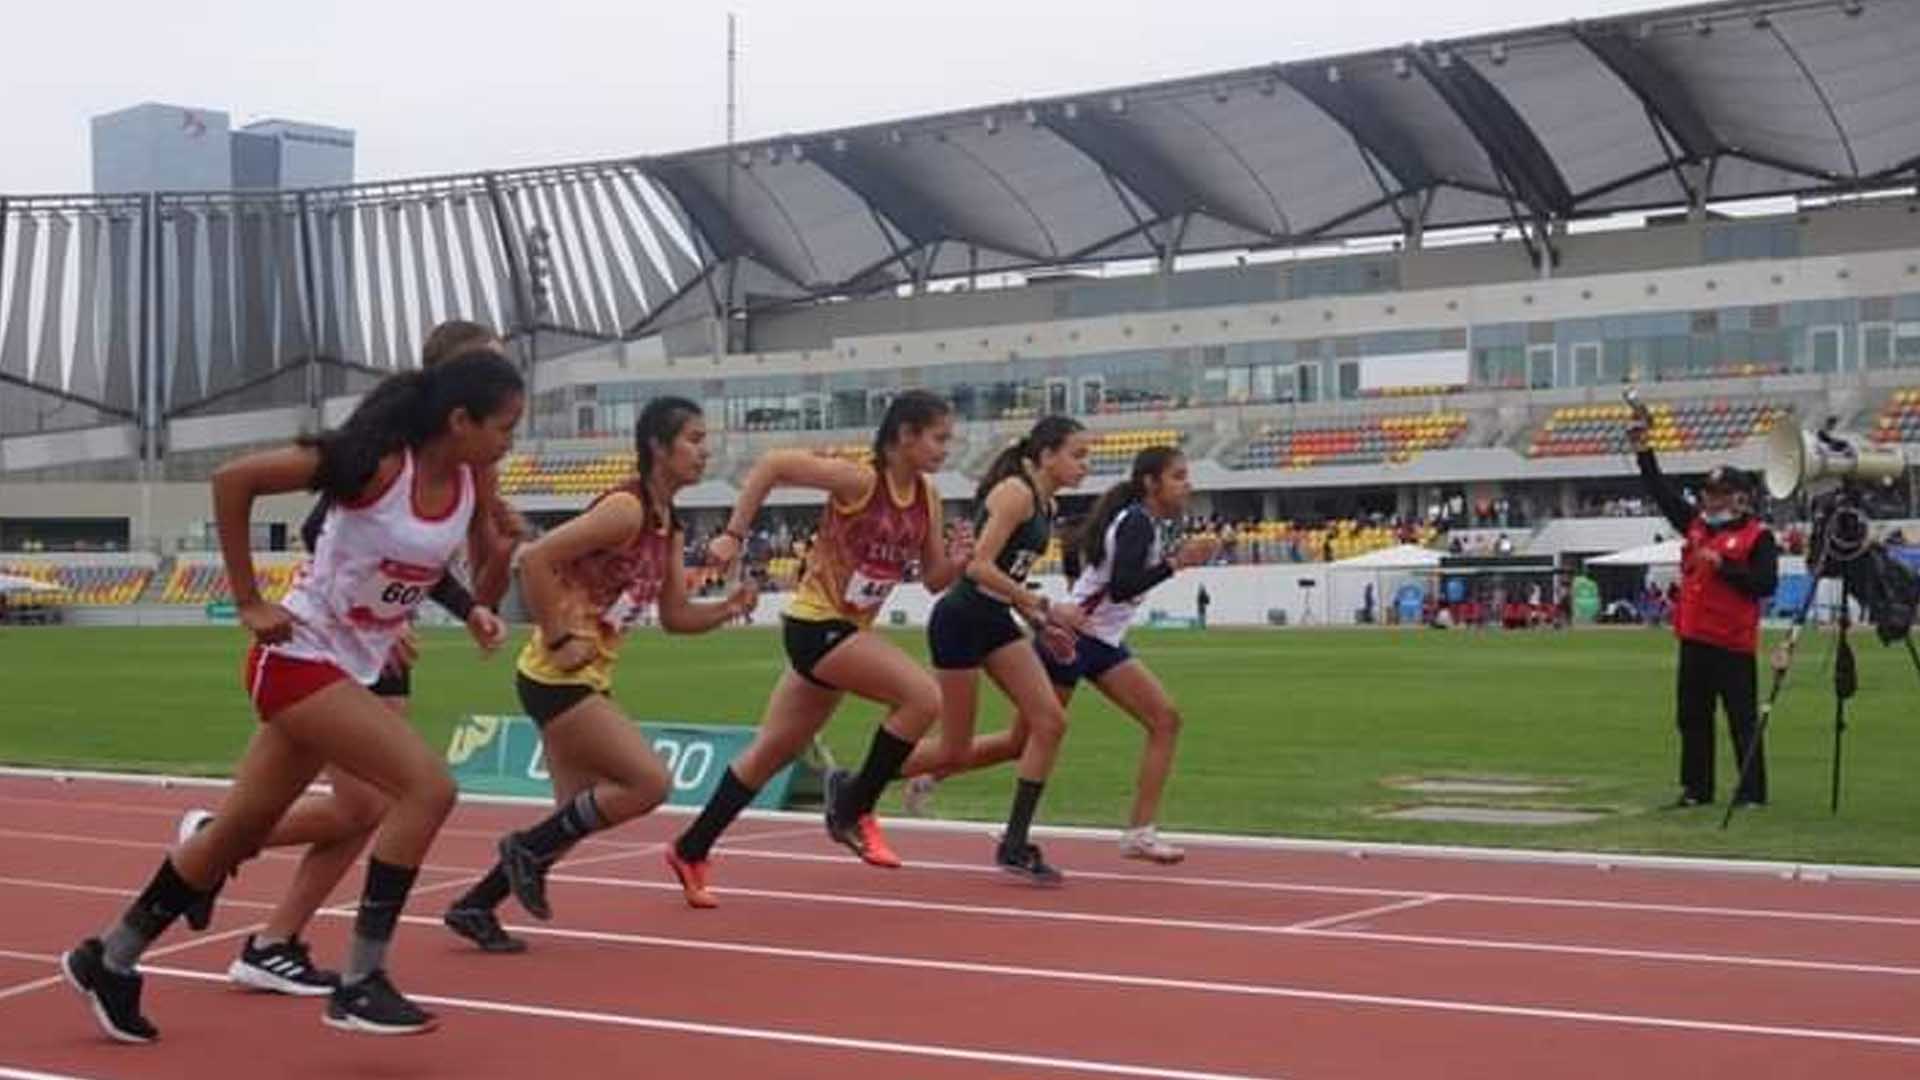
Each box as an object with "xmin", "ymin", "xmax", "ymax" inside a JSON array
[
  {"xmin": 782, "ymin": 616, "xmax": 861, "ymax": 690},
  {"xmin": 1036, "ymin": 632, "xmax": 1134, "ymax": 687},
  {"xmin": 515, "ymin": 672, "xmax": 598, "ymax": 728},
  {"xmin": 367, "ymin": 664, "xmax": 411, "ymax": 698},
  {"xmin": 927, "ymin": 592, "xmax": 1026, "ymax": 670}
]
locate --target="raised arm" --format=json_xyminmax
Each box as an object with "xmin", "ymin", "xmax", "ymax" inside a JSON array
[
  {"xmin": 916, "ymin": 486, "xmax": 966, "ymax": 593},
  {"xmin": 517, "ymin": 492, "xmax": 646, "ymax": 650},
  {"xmin": 212, "ymin": 445, "xmax": 328, "ymax": 643},
  {"xmin": 658, "ymin": 533, "xmax": 758, "ymax": 634},
  {"xmin": 709, "ymin": 451, "xmax": 875, "ymax": 565}
]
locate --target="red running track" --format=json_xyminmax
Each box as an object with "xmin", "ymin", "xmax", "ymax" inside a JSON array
[{"xmin": 0, "ymin": 773, "xmax": 1917, "ymax": 1079}]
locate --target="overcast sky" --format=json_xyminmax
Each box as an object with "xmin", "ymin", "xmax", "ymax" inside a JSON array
[{"xmin": 4, "ymin": 0, "xmax": 1667, "ymax": 194}]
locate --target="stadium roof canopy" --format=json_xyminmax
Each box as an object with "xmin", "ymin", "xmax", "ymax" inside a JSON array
[{"xmin": 623, "ymin": 0, "xmax": 1920, "ymax": 298}]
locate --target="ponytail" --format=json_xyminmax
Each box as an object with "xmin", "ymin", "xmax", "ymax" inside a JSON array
[
  {"xmin": 975, "ymin": 414, "xmax": 1084, "ymax": 505},
  {"xmin": 303, "ymin": 351, "xmax": 523, "ymax": 500},
  {"xmin": 1080, "ymin": 445, "xmax": 1182, "ymax": 567}
]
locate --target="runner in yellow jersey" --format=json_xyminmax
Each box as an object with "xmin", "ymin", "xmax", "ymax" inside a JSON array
[{"xmin": 666, "ymin": 390, "xmax": 971, "ymax": 906}]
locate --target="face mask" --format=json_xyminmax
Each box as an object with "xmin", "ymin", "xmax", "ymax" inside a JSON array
[{"xmin": 1702, "ymin": 510, "xmax": 1735, "ymax": 526}]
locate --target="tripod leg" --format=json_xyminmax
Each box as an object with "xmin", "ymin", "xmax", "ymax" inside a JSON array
[
  {"xmin": 1830, "ymin": 696, "xmax": 1845, "ymax": 815},
  {"xmin": 1720, "ymin": 703, "xmax": 1775, "ymax": 830}
]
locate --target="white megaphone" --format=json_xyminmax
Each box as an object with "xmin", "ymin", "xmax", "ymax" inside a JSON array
[{"xmin": 1764, "ymin": 421, "xmax": 1906, "ymax": 499}]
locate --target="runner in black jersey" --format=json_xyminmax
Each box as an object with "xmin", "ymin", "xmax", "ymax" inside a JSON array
[{"xmin": 908, "ymin": 416, "xmax": 1092, "ymax": 884}]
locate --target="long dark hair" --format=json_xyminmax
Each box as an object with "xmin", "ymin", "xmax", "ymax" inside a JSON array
[
  {"xmin": 975, "ymin": 415, "xmax": 1084, "ymax": 505},
  {"xmin": 633, "ymin": 395, "xmax": 703, "ymax": 528},
  {"xmin": 306, "ymin": 350, "xmax": 523, "ymax": 500},
  {"xmin": 872, "ymin": 390, "xmax": 952, "ymax": 471},
  {"xmin": 1080, "ymin": 445, "xmax": 1183, "ymax": 567}
]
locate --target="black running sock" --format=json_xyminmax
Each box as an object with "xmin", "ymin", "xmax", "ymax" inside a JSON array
[
  {"xmin": 345, "ymin": 858, "xmax": 419, "ymax": 985},
  {"xmin": 101, "ymin": 858, "xmax": 204, "ymax": 974},
  {"xmin": 518, "ymin": 789, "xmax": 607, "ymax": 862},
  {"xmin": 1001, "ymin": 778, "xmax": 1046, "ymax": 855},
  {"xmin": 837, "ymin": 728, "xmax": 917, "ymax": 822},
  {"xmin": 675, "ymin": 768, "xmax": 758, "ymax": 863}
]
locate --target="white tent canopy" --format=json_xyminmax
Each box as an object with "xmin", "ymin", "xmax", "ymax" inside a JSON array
[
  {"xmin": 0, "ymin": 573, "xmax": 63, "ymax": 594},
  {"xmin": 1588, "ymin": 539, "xmax": 1683, "ymax": 566},
  {"xmin": 1331, "ymin": 544, "xmax": 1442, "ymax": 571}
]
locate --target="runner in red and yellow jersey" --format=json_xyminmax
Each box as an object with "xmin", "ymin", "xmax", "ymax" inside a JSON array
[{"xmin": 666, "ymin": 390, "xmax": 971, "ymax": 906}]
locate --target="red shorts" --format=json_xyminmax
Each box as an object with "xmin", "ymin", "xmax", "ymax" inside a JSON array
[{"xmin": 243, "ymin": 644, "xmax": 350, "ymax": 721}]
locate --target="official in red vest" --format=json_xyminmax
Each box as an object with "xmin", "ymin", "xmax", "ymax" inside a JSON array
[{"xmin": 1631, "ymin": 425, "xmax": 1778, "ymax": 808}]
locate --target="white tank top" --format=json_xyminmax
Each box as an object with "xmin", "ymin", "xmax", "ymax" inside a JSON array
[
  {"xmin": 1068, "ymin": 504, "xmax": 1165, "ymax": 647},
  {"xmin": 277, "ymin": 450, "xmax": 474, "ymax": 683}
]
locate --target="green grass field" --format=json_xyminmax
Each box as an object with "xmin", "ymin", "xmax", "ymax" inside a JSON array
[{"xmin": 3, "ymin": 624, "xmax": 1918, "ymax": 866}]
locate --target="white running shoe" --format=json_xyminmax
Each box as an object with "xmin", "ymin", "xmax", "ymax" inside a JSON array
[
  {"xmin": 902, "ymin": 775, "xmax": 938, "ymax": 818},
  {"xmin": 1120, "ymin": 825, "xmax": 1185, "ymax": 865},
  {"xmin": 175, "ymin": 808, "xmax": 214, "ymax": 847}
]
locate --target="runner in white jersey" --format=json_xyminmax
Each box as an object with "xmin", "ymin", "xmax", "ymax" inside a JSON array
[
  {"xmin": 275, "ymin": 449, "xmax": 475, "ymax": 684},
  {"xmin": 173, "ymin": 320, "xmax": 517, "ymax": 997},
  {"xmin": 61, "ymin": 352, "xmax": 524, "ymax": 1044},
  {"xmin": 1041, "ymin": 446, "xmax": 1215, "ymax": 861}
]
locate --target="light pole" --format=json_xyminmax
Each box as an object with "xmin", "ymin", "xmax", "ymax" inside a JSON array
[{"xmin": 524, "ymin": 224, "xmax": 552, "ymax": 436}]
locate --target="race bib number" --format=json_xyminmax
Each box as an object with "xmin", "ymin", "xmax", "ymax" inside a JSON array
[
  {"xmin": 844, "ymin": 565, "xmax": 901, "ymax": 612},
  {"xmin": 344, "ymin": 559, "xmax": 439, "ymax": 627},
  {"xmin": 1006, "ymin": 549, "xmax": 1039, "ymax": 582}
]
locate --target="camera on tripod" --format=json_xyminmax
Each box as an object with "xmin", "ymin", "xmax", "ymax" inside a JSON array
[{"xmin": 1764, "ymin": 420, "xmax": 1916, "ymax": 643}]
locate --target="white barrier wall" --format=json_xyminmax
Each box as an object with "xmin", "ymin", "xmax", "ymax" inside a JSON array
[{"xmin": 740, "ymin": 563, "xmax": 1375, "ymax": 629}]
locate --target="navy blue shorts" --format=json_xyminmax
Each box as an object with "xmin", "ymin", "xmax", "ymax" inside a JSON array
[
  {"xmin": 1037, "ymin": 632, "xmax": 1134, "ymax": 687},
  {"xmin": 927, "ymin": 593, "xmax": 1026, "ymax": 670}
]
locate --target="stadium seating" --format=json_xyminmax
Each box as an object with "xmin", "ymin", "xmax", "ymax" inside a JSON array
[
  {"xmin": 0, "ymin": 562, "xmax": 151, "ymax": 605},
  {"xmin": 1086, "ymin": 429, "xmax": 1184, "ymax": 473},
  {"xmin": 496, "ymin": 450, "xmax": 637, "ymax": 496},
  {"xmin": 808, "ymin": 444, "xmax": 873, "ymax": 465},
  {"xmin": 1869, "ymin": 390, "xmax": 1920, "ymax": 445},
  {"xmin": 161, "ymin": 562, "xmax": 299, "ymax": 605},
  {"xmin": 1233, "ymin": 413, "xmax": 1468, "ymax": 470},
  {"xmin": 1526, "ymin": 401, "xmax": 1788, "ymax": 458}
]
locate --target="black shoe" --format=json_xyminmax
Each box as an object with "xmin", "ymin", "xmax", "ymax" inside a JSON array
[
  {"xmin": 496, "ymin": 833, "xmax": 551, "ymax": 921},
  {"xmin": 443, "ymin": 907, "xmax": 527, "ymax": 953},
  {"xmin": 1664, "ymin": 793, "xmax": 1712, "ymax": 810},
  {"xmin": 324, "ymin": 970, "xmax": 437, "ymax": 1035},
  {"xmin": 996, "ymin": 842, "xmax": 1065, "ymax": 887},
  {"xmin": 822, "ymin": 767, "xmax": 853, "ymax": 837},
  {"xmin": 60, "ymin": 938, "xmax": 158, "ymax": 1043},
  {"xmin": 1732, "ymin": 796, "xmax": 1768, "ymax": 809},
  {"xmin": 228, "ymin": 935, "xmax": 338, "ymax": 996},
  {"xmin": 175, "ymin": 810, "xmax": 227, "ymax": 931}
]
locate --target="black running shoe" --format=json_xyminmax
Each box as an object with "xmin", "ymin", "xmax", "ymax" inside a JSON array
[
  {"xmin": 60, "ymin": 937, "xmax": 158, "ymax": 1043},
  {"xmin": 443, "ymin": 907, "xmax": 527, "ymax": 953},
  {"xmin": 324, "ymin": 970, "xmax": 437, "ymax": 1035},
  {"xmin": 822, "ymin": 767, "xmax": 856, "ymax": 843},
  {"xmin": 175, "ymin": 810, "xmax": 226, "ymax": 931},
  {"xmin": 228, "ymin": 935, "xmax": 338, "ymax": 996},
  {"xmin": 496, "ymin": 833, "xmax": 551, "ymax": 921},
  {"xmin": 996, "ymin": 842, "xmax": 1066, "ymax": 887}
]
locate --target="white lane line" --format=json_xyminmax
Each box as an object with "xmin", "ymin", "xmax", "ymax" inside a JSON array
[{"xmin": 1283, "ymin": 895, "xmax": 1444, "ymax": 932}]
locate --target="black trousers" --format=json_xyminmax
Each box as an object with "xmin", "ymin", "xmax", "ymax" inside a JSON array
[{"xmin": 1676, "ymin": 638, "xmax": 1766, "ymax": 803}]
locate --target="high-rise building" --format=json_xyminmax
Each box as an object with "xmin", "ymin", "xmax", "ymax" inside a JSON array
[
  {"xmin": 91, "ymin": 103, "xmax": 233, "ymax": 194},
  {"xmin": 234, "ymin": 119, "xmax": 355, "ymax": 189},
  {"xmin": 90, "ymin": 103, "xmax": 354, "ymax": 194}
]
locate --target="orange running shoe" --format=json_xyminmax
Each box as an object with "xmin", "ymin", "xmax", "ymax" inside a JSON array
[
  {"xmin": 833, "ymin": 813, "xmax": 902, "ymax": 869},
  {"xmin": 663, "ymin": 847, "xmax": 717, "ymax": 909}
]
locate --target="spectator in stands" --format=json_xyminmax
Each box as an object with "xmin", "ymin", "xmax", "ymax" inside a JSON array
[
  {"xmin": 1630, "ymin": 421, "xmax": 1776, "ymax": 809},
  {"xmin": 1196, "ymin": 584, "xmax": 1211, "ymax": 629},
  {"xmin": 1495, "ymin": 533, "xmax": 1514, "ymax": 556}
]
